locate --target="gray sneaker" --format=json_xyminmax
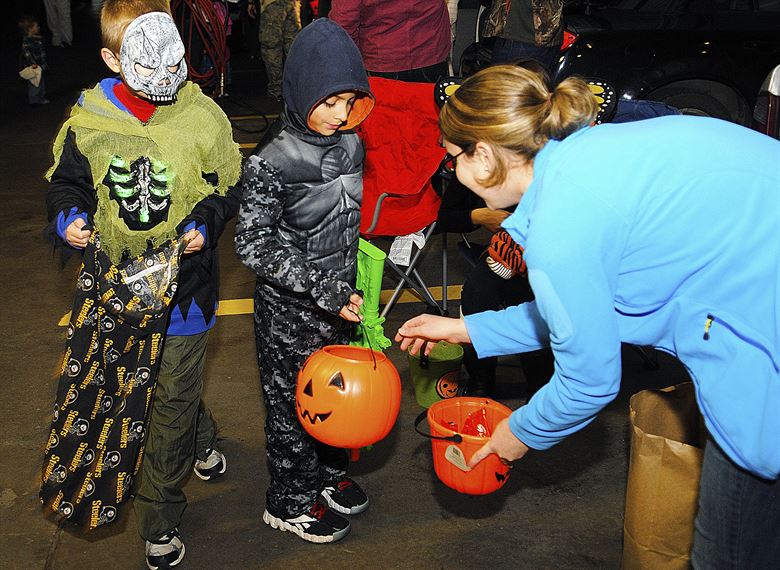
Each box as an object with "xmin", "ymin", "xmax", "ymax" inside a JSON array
[
  {"xmin": 262, "ymin": 503, "xmax": 351, "ymax": 543},
  {"xmin": 145, "ymin": 529, "xmax": 185, "ymax": 570},
  {"xmin": 193, "ymin": 448, "xmax": 226, "ymax": 481}
]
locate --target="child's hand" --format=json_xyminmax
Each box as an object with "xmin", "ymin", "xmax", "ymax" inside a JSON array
[
  {"xmin": 65, "ymin": 218, "xmax": 91, "ymax": 249},
  {"xmin": 182, "ymin": 229, "xmax": 205, "ymax": 254},
  {"xmin": 338, "ymin": 293, "xmax": 364, "ymax": 322}
]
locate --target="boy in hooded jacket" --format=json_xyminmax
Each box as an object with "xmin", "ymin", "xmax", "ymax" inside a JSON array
[{"xmin": 235, "ymin": 19, "xmax": 375, "ymax": 544}]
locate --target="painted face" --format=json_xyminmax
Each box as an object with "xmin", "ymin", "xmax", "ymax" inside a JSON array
[
  {"xmin": 119, "ymin": 12, "xmax": 187, "ymax": 103},
  {"xmin": 308, "ymin": 92, "xmax": 358, "ymax": 135}
]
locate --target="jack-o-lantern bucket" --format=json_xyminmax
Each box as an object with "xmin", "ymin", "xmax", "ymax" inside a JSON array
[
  {"xmin": 296, "ymin": 345, "xmax": 402, "ymax": 449},
  {"xmin": 407, "ymin": 341, "xmax": 463, "ymax": 408},
  {"xmin": 414, "ymin": 397, "xmax": 513, "ymax": 495}
]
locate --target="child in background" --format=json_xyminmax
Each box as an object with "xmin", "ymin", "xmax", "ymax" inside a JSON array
[
  {"xmin": 19, "ymin": 16, "xmax": 49, "ymax": 105},
  {"xmin": 235, "ymin": 18, "xmax": 374, "ymax": 543},
  {"xmin": 44, "ymin": 1, "xmax": 242, "ymax": 567}
]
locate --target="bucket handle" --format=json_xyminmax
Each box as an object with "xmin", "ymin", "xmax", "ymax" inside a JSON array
[
  {"xmin": 414, "ymin": 409, "xmax": 462, "ymax": 443},
  {"xmin": 419, "ymin": 341, "xmax": 430, "ymax": 369}
]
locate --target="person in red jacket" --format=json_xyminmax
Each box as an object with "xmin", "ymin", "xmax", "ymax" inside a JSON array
[{"xmin": 330, "ymin": 0, "xmax": 451, "ymax": 83}]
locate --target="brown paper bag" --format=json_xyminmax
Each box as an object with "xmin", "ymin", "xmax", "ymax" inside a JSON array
[{"xmin": 622, "ymin": 382, "xmax": 707, "ymax": 569}]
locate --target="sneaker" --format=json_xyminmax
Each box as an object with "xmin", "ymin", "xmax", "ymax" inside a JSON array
[
  {"xmin": 320, "ymin": 477, "xmax": 369, "ymax": 515},
  {"xmin": 262, "ymin": 503, "xmax": 350, "ymax": 543},
  {"xmin": 193, "ymin": 448, "xmax": 226, "ymax": 481},
  {"xmin": 145, "ymin": 529, "xmax": 185, "ymax": 570}
]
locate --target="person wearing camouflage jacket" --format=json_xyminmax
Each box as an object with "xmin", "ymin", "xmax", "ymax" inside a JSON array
[
  {"xmin": 483, "ymin": 0, "xmax": 564, "ymax": 73},
  {"xmin": 235, "ymin": 19, "xmax": 374, "ymax": 541},
  {"xmin": 258, "ymin": 0, "xmax": 300, "ymax": 100}
]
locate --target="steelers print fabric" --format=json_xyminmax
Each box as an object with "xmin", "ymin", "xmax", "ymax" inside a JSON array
[{"xmin": 40, "ymin": 232, "xmax": 185, "ymax": 529}]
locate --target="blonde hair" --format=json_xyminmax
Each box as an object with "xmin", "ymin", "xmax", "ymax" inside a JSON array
[
  {"xmin": 439, "ymin": 64, "xmax": 597, "ymax": 187},
  {"xmin": 101, "ymin": 0, "xmax": 172, "ymax": 53}
]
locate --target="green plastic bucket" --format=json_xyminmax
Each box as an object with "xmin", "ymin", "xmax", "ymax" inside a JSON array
[{"xmin": 408, "ymin": 341, "xmax": 464, "ymax": 408}]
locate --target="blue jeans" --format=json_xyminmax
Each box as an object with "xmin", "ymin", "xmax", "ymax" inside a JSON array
[
  {"xmin": 691, "ymin": 438, "xmax": 780, "ymax": 568},
  {"xmin": 612, "ymin": 99, "xmax": 681, "ymax": 123},
  {"xmin": 28, "ymin": 73, "xmax": 46, "ymax": 104},
  {"xmin": 490, "ymin": 37, "xmax": 559, "ymax": 76}
]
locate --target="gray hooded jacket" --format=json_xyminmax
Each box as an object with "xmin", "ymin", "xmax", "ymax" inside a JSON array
[{"xmin": 235, "ymin": 19, "xmax": 374, "ymax": 314}]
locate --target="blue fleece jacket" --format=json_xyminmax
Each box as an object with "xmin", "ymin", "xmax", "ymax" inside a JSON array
[{"xmin": 465, "ymin": 116, "xmax": 780, "ymax": 479}]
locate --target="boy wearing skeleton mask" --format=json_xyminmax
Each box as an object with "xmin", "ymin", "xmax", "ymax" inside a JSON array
[{"xmin": 44, "ymin": 1, "xmax": 242, "ymax": 568}]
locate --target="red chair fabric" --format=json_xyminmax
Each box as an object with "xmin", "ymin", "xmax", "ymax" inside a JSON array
[{"xmin": 357, "ymin": 77, "xmax": 446, "ymax": 238}]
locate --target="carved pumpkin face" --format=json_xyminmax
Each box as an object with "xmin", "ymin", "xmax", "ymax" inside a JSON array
[
  {"xmin": 296, "ymin": 345, "xmax": 402, "ymax": 448},
  {"xmin": 436, "ymin": 370, "xmax": 460, "ymax": 399}
]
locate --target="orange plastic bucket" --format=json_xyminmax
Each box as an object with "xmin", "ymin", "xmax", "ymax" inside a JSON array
[{"xmin": 415, "ymin": 397, "xmax": 513, "ymax": 495}]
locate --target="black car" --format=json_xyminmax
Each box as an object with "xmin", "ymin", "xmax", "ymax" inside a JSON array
[{"xmin": 459, "ymin": 0, "xmax": 780, "ymax": 125}]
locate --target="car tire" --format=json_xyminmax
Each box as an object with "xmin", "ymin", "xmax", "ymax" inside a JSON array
[{"xmin": 649, "ymin": 82, "xmax": 750, "ymax": 124}]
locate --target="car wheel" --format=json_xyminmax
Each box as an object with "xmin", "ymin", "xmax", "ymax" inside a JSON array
[{"xmin": 649, "ymin": 81, "xmax": 750, "ymax": 125}]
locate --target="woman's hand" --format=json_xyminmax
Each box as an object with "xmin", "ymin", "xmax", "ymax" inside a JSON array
[
  {"xmin": 467, "ymin": 418, "xmax": 530, "ymax": 469},
  {"xmin": 471, "ymin": 208, "xmax": 510, "ymax": 234},
  {"xmin": 182, "ymin": 229, "xmax": 205, "ymax": 254},
  {"xmin": 395, "ymin": 314, "xmax": 471, "ymax": 355},
  {"xmin": 338, "ymin": 293, "xmax": 364, "ymax": 322},
  {"xmin": 65, "ymin": 218, "xmax": 91, "ymax": 249}
]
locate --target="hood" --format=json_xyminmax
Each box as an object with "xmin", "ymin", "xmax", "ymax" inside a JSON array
[{"xmin": 282, "ymin": 19, "xmax": 374, "ymax": 133}]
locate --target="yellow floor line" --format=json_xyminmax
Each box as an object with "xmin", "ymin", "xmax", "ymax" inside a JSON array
[
  {"xmin": 58, "ymin": 285, "xmax": 462, "ymax": 325},
  {"xmin": 230, "ymin": 114, "xmax": 279, "ymax": 121}
]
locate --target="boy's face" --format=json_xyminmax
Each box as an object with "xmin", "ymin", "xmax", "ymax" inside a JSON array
[
  {"xmin": 308, "ymin": 92, "xmax": 359, "ymax": 136},
  {"xmin": 101, "ymin": 12, "xmax": 187, "ymax": 103}
]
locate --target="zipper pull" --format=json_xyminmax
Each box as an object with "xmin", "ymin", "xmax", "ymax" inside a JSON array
[{"xmin": 703, "ymin": 314, "xmax": 714, "ymax": 340}]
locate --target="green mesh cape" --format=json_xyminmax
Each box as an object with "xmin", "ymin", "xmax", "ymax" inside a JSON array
[{"xmin": 47, "ymin": 81, "xmax": 242, "ymax": 262}]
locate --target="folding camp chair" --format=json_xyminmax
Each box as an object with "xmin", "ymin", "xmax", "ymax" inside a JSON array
[{"xmin": 357, "ymin": 77, "xmax": 448, "ymax": 318}]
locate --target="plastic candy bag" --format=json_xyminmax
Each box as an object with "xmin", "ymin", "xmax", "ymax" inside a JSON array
[{"xmin": 461, "ymin": 408, "xmax": 491, "ymax": 438}]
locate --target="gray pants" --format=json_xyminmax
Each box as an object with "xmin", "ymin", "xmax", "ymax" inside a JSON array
[
  {"xmin": 43, "ymin": 0, "xmax": 73, "ymax": 46},
  {"xmin": 134, "ymin": 332, "xmax": 218, "ymax": 541},
  {"xmin": 254, "ymin": 284, "xmax": 348, "ymax": 518}
]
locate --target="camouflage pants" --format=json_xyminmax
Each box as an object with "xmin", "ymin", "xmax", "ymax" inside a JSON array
[
  {"xmin": 259, "ymin": 0, "xmax": 301, "ymax": 99},
  {"xmin": 134, "ymin": 332, "xmax": 218, "ymax": 541},
  {"xmin": 254, "ymin": 282, "xmax": 348, "ymax": 518}
]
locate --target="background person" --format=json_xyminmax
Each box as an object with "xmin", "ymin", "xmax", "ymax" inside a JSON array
[
  {"xmin": 43, "ymin": 0, "xmax": 73, "ymax": 47},
  {"xmin": 257, "ymin": 0, "xmax": 300, "ymax": 101},
  {"xmin": 329, "ymin": 0, "xmax": 451, "ymax": 83},
  {"xmin": 436, "ymin": 176, "xmax": 553, "ymax": 398},
  {"xmin": 18, "ymin": 15, "xmax": 49, "ymax": 105},
  {"xmin": 396, "ymin": 64, "xmax": 780, "ymax": 567},
  {"xmin": 482, "ymin": 0, "xmax": 563, "ymax": 74}
]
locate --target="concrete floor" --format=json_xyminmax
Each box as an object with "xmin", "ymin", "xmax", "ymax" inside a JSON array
[{"xmin": 0, "ymin": 11, "xmax": 691, "ymax": 569}]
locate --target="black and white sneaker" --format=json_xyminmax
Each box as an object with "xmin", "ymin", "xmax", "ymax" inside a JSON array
[
  {"xmin": 145, "ymin": 529, "xmax": 185, "ymax": 570},
  {"xmin": 262, "ymin": 503, "xmax": 351, "ymax": 543},
  {"xmin": 193, "ymin": 448, "xmax": 226, "ymax": 481},
  {"xmin": 320, "ymin": 477, "xmax": 369, "ymax": 515}
]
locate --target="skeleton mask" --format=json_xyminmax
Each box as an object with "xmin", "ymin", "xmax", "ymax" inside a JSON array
[
  {"xmin": 105, "ymin": 155, "xmax": 173, "ymax": 230},
  {"xmin": 119, "ymin": 12, "xmax": 187, "ymax": 103}
]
